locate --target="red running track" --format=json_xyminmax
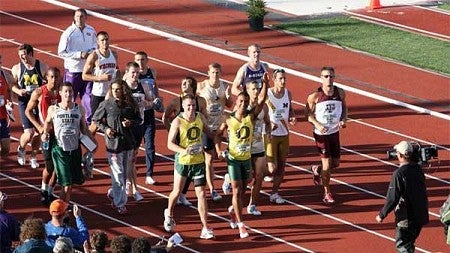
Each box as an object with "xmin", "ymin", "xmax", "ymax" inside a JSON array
[{"xmin": 0, "ymin": 0, "xmax": 449, "ymax": 252}]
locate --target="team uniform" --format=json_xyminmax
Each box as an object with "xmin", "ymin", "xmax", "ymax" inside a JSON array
[
  {"xmin": 90, "ymin": 49, "xmax": 117, "ymax": 116},
  {"xmin": 266, "ymin": 88, "xmax": 291, "ymax": 163},
  {"xmin": 240, "ymin": 63, "xmax": 267, "ymax": 89},
  {"xmin": 199, "ymin": 81, "xmax": 227, "ymax": 150},
  {"xmin": 17, "ymin": 61, "xmax": 44, "ymax": 129},
  {"xmin": 0, "ymin": 71, "xmax": 10, "ymax": 140},
  {"xmin": 227, "ymin": 113, "xmax": 253, "ymax": 181},
  {"xmin": 58, "ymin": 22, "xmax": 96, "ymax": 123},
  {"xmin": 174, "ymin": 113, "xmax": 206, "ymax": 187},
  {"xmin": 313, "ymin": 86, "xmax": 343, "ymax": 158},
  {"xmin": 39, "ymin": 86, "xmax": 61, "ymax": 164},
  {"xmin": 51, "ymin": 103, "xmax": 83, "ymax": 186},
  {"xmin": 250, "ymin": 106, "xmax": 266, "ymax": 158}
]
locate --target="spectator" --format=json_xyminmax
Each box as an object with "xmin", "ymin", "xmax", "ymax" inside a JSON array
[
  {"xmin": 58, "ymin": 8, "xmax": 97, "ymax": 124},
  {"xmin": 110, "ymin": 235, "xmax": 132, "ymax": 253},
  {"xmin": 376, "ymin": 141, "xmax": 429, "ymax": 252},
  {"xmin": 13, "ymin": 218, "xmax": 52, "ymax": 253},
  {"xmin": 53, "ymin": 237, "xmax": 74, "ymax": 253},
  {"xmin": 0, "ymin": 191, "xmax": 20, "ymax": 253},
  {"xmin": 11, "ymin": 43, "xmax": 49, "ymax": 169},
  {"xmin": 89, "ymin": 230, "xmax": 108, "ymax": 253},
  {"xmin": 45, "ymin": 200, "xmax": 89, "ymax": 250},
  {"xmin": 132, "ymin": 237, "xmax": 174, "ymax": 253}
]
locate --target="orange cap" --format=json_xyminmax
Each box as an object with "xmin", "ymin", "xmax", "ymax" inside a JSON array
[{"xmin": 49, "ymin": 199, "xmax": 68, "ymax": 215}]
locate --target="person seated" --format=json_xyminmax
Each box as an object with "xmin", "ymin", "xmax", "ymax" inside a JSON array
[
  {"xmin": 13, "ymin": 218, "xmax": 53, "ymax": 253},
  {"xmin": 0, "ymin": 192, "xmax": 20, "ymax": 253}
]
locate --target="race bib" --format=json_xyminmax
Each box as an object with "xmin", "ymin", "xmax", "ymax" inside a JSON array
[{"xmin": 60, "ymin": 127, "xmax": 79, "ymax": 151}]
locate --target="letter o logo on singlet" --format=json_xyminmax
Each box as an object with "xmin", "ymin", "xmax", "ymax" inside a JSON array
[
  {"xmin": 187, "ymin": 126, "xmax": 201, "ymax": 141},
  {"xmin": 236, "ymin": 126, "xmax": 250, "ymax": 140}
]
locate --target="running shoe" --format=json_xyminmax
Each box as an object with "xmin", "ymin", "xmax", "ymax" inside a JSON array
[
  {"xmin": 211, "ymin": 190, "xmax": 222, "ymax": 202},
  {"xmin": 40, "ymin": 190, "xmax": 49, "ymax": 206},
  {"xmin": 323, "ymin": 193, "xmax": 335, "ymax": 204},
  {"xmin": 222, "ymin": 173, "xmax": 232, "ymax": 195},
  {"xmin": 200, "ymin": 227, "xmax": 214, "ymax": 239},
  {"xmin": 30, "ymin": 157, "xmax": 39, "ymax": 169},
  {"xmin": 228, "ymin": 205, "xmax": 238, "ymax": 229},
  {"xmin": 145, "ymin": 176, "xmax": 156, "ymax": 185},
  {"xmin": 163, "ymin": 208, "xmax": 176, "ymax": 232},
  {"xmin": 269, "ymin": 193, "xmax": 285, "ymax": 204},
  {"xmin": 17, "ymin": 147, "xmax": 26, "ymax": 166},
  {"xmin": 311, "ymin": 165, "xmax": 322, "ymax": 185},
  {"xmin": 177, "ymin": 194, "xmax": 192, "ymax": 206},
  {"xmin": 263, "ymin": 176, "xmax": 273, "ymax": 182},
  {"xmin": 125, "ymin": 181, "xmax": 131, "ymax": 196},
  {"xmin": 238, "ymin": 224, "xmax": 249, "ymax": 239},
  {"xmin": 117, "ymin": 206, "xmax": 128, "ymax": 215},
  {"xmin": 134, "ymin": 191, "xmax": 144, "ymax": 202},
  {"xmin": 107, "ymin": 188, "xmax": 115, "ymax": 209},
  {"xmin": 247, "ymin": 204, "xmax": 262, "ymax": 216}
]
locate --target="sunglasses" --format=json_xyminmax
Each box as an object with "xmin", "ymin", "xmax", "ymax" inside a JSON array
[
  {"xmin": 321, "ymin": 75, "xmax": 335, "ymax": 78},
  {"xmin": 273, "ymin": 68, "xmax": 285, "ymax": 74}
]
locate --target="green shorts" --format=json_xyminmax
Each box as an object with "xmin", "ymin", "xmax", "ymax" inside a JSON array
[
  {"xmin": 227, "ymin": 158, "xmax": 252, "ymax": 181},
  {"xmin": 52, "ymin": 145, "xmax": 84, "ymax": 186},
  {"xmin": 175, "ymin": 154, "xmax": 206, "ymax": 187}
]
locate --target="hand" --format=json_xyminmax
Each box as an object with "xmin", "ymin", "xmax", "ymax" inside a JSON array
[
  {"xmin": 271, "ymin": 122, "xmax": 278, "ymax": 131},
  {"xmin": 375, "ymin": 215, "xmax": 383, "ymax": 223},
  {"xmin": 73, "ymin": 204, "xmax": 81, "ymax": 218},
  {"xmin": 317, "ymin": 124, "xmax": 328, "ymax": 134},
  {"xmin": 19, "ymin": 89, "xmax": 27, "ymax": 96},
  {"xmin": 289, "ymin": 117, "xmax": 296, "ymax": 126},
  {"xmin": 339, "ymin": 120, "xmax": 347, "ymax": 128},
  {"xmin": 106, "ymin": 128, "xmax": 116, "ymax": 138},
  {"xmin": 121, "ymin": 118, "xmax": 131, "ymax": 128},
  {"xmin": 83, "ymin": 240, "xmax": 91, "ymax": 253},
  {"xmin": 41, "ymin": 132, "xmax": 50, "ymax": 142},
  {"xmin": 262, "ymin": 72, "xmax": 270, "ymax": 84}
]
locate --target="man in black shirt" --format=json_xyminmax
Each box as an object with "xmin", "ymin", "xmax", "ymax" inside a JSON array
[{"xmin": 376, "ymin": 141, "xmax": 429, "ymax": 253}]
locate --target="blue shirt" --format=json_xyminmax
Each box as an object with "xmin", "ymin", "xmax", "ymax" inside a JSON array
[{"xmin": 45, "ymin": 216, "xmax": 89, "ymax": 249}]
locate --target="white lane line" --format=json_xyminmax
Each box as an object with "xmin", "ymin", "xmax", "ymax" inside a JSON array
[
  {"xmin": 344, "ymin": 10, "xmax": 450, "ymax": 40},
  {"xmin": 35, "ymin": 0, "xmax": 450, "ymax": 121},
  {"xmin": 414, "ymin": 5, "xmax": 450, "ymax": 15}
]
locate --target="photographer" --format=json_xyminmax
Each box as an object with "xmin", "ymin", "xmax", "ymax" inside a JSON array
[{"xmin": 376, "ymin": 141, "xmax": 429, "ymax": 253}]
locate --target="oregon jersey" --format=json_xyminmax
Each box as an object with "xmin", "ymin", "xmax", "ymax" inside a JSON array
[
  {"xmin": 177, "ymin": 113, "xmax": 204, "ymax": 165},
  {"xmin": 228, "ymin": 113, "xmax": 253, "ymax": 161}
]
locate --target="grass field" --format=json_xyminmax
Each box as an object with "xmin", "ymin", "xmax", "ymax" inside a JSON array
[
  {"xmin": 276, "ymin": 16, "xmax": 450, "ymax": 75},
  {"xmin": 438, "ymin": 3, "xmax": 450, "ymax": 10}
]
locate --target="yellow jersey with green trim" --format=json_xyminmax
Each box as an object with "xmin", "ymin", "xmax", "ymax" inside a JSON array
[
  {"xmin": 177, "ymin": 112, "xmax": 204, "ymax": 165},
  {"xmin": 228, "ymin": 112, "xmax": 253, "ymax": 161}
]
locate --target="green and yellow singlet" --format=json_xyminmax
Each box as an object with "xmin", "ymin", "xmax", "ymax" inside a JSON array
[
  {"xmin": 177, "ymin": 112, "xmax": 204, "ymax": 165},
  {"xmin": 228, "ymin": 113, "xmax": 253, "ymax": 161}
]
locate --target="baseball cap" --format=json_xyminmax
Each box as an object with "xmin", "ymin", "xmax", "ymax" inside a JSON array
[
  {"xmin": 394, "ymin": 141, "xmax": 413, "ymax": 155},
  {"xmin": 49, "ymin": 199, "xmax": 68, "ymax": 215}
]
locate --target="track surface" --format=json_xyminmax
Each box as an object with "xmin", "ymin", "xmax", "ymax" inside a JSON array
[{"xmin": 0, "ymin": 1, "xmax": 449, "ymax": 252}]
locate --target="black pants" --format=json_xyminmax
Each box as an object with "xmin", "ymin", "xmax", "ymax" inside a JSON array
[{"xmin": 395, "ymin": 225, "xmax": 422, "ymax": 253}]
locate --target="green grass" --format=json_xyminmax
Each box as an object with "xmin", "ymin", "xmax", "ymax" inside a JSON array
[
  {"xmin": 275, "ymin": 16, "xmax": 450, "ymax": 75},
  {"xmin": 438, "ymin": 3, "xmax": 450, "ymax": 10}
]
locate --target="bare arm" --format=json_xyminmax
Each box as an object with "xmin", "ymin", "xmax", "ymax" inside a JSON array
[
  {"xmin": 287, "ymin": 90, "xmax": 297, "ymax": 126},
  {"xmin": 162, "ymin": 98, "xmax": 179, "ymax": 131},
  {"xmin": 197, "ymin": 96, "xmax": 208, "ymax": 117},
  {"xmin": 167, "ymin": 117, "xmax": 185, "ymax": 153},
  {"xmin": 231, "ymin": 65, "xmax": 245, "ymax": 96},
  {"xmin": 82, "ymin": 52, "xmax": 98, "ymax": 82},
  {"xmin": 42, "ymin": 105, "xmax": 56, "ymax": 142},
  {"xmin": 306, "ymin": 92, "xmax": 326, "ymax": 133},
  {"xmin": 338, "ymin": 88, "xmax": 347, "ymax": 128},
  {"xmin": 10, "ymin": 64, "xmax": 27, "ymax": 97},
  {"xmin": 224, "ymin": 83, "xmax": 233, "ymax": 108},
  {"xmin": 25, "ymin": 88, "xmax": 43, "ymax": 133}
]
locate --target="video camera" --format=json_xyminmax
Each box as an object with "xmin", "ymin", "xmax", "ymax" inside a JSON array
[{"xmin": 387, "ymin": 141, "xmax": 438, "ymax": 164}]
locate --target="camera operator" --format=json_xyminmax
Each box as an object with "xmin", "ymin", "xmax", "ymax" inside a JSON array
[{"xmin": 376, "ymin": 141, "xmax": 429, "ymax": 253}]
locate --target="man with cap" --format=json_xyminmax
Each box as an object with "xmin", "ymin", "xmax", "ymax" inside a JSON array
[
  {"xmin": 0, "ymin": 191, "xmax": 20, "ymax": 253},
  {"xmin": 376, "ymin": 141, "xmax": 429, "ymax": 253},
  {"xmin": 45, "ymin": 199, "xmax": 89, "ymax": 249}
]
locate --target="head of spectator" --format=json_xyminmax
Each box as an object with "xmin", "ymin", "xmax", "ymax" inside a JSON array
[
  {"xmin": 19, "ymin": 218, "xmax": 47, "ymax": 242},
  {"xmin": 394, "ymin": 141, "xmax": 414, "ymax": 163},
  {"xmin": 49, "ymin": 199, "xmax": 68, "ymax": 225},
  {"xmin": 110, "ymin": 235, "xmax": 132, "ymax": 253},
  {"xmin": 53, "ymin": 237, "xmax": 74, "ymax": 253},
  {"xmin": 73, "ymin": 8, "xmax": 88, "ymax": 29},
  {"xmin": 131, "ymin": 237, "xmax": 151, "ymax": 253},
  {"xmin": 18, "ymin": 43, "xmax": 35, "ymax": 65},
  {"xmin": 90, "ymin": 230, "xmax": 108, "ymax": 253}
]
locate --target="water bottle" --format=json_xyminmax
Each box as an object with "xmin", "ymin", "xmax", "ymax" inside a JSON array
[{"xmin": 42, "ymin": 140, "xmax": 49, "ymax": 151}]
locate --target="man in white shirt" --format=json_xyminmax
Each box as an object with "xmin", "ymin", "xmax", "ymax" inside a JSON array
[{"xmin": 58, "ymin": 8, "xmax": 96, "ymax": 124}]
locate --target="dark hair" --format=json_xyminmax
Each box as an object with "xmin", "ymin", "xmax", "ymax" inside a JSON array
[
  {"xmin": 20, "ymin": 218, "xmax": 46, "ymax": 242},
  {"xmin": 18, "ymin": 44, "xmax": 34, "ymax": 56},
  {"xmin": 45, "ymin": 67, "xmax": 61, "ymax": 82},
  {"xmin": 272, "ymin": 68, "xmax": 285, "ymax": 75},
  {"xmin": 126, "ymin": 61, "xmax": 140, "ymax": 72},
  {"xmin": 90, "ymin": 230, "xmax": 108, "ymax": 251},
  {"xmin": 60, "ymin": 81, "xmax": 73, "ymax": 90},
  {"xmin": 184, "ymin": 76, "xmax": 197, "ymax": 94},
  {"xmin": 208, "ymin": 62, "xmax": 222, "ymax": 70},
  {"xmin": 182, "ymin": 93, "xmax": 195, "ymax": 101},
  {"xmin": 110, "ymin": 235, "xmax": 132, "ymax": 253},
  {"xmin": 135, "ymin": 51, "xmax": 148, "ymax": 58},
  {"xmin": 75, "ymin": 8, "xmax": 87, "ymax": 16},
  {"xmin": 110, "ymin": 79, "xmax": 138, "ymax": 109},
  {"xmin": 321, "ymin": 66, "xmax": 335, "ymax": 74},
  {"xmin": 97, "ymin": 31, "xmax": 109, "ymax": 38},
  {"xmin": 132, "ymin": 237, "xmax": 151, "ymax": 253},
  {"xmin": 237, "ymin": 91, "xmax": 250, "ymax": 101}
]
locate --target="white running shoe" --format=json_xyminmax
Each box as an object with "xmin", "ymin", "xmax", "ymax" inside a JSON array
[
  {"xmin": 211, "ymin": 190, "xmax": 222, "ymax": 202},
  {"xmin": 145, "ymin": 176, "xmax": 156, "ymax": 185},
  {"xmin": 125, "ymin": 181, "xmax": 131, "ymax": 196},
  {"xmin": 30, "ymin": 157, "xmax": 39, "ymax": 169},
  {"xmin": 238, "ymin": 224, "xmax": 249, "ymax": 239},
  {"xmin": 264, "ymin": 176, "xmax": 273, "ymax": 182},
  {"xmin": 228, "ymin": 205, "xmax": 238, "ymax": 229},
  {"xmin": 200, "ymin": 227, "xmax": 214, "ymax": 239},
  {"xmin": 177, "ymin": 194, "xmax": 192, "ymax": 206},
  {"xmin": 163, "ymin": 208, "xmax": 175, "ymax": 232},
  {"xmin": 17, "ymin": 147, "xmax": 26, "ymax": 166},
  {"xmin": 269, "ymin": 193, "xmax": 285, "ymax": 204},
  {"xmin": 247, "ymin": 204, "xmax": 262, "ymax": 216},
  {"xmin": 134, "ymin": 191, "xmax": 144, "ymax": 202},
  {"xmin": 222, "ymin": 173, "xmax": 232, "ymax": 195}
]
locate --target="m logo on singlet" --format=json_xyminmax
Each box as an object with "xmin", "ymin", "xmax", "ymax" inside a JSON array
[
  {"xmin": 236, "ymin": 126, "xmax": 250, "ymax": 139},
  {"xmin": 325, "ymin": 104, "xmax": 335, "ymax": 113},
  {"xmin": 23, "ymin": 73, "xmax": 39, "ymax": 85},
  {"xmin": 283, "ymin": 102, "xmax": 289, "ymax": 108}
]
